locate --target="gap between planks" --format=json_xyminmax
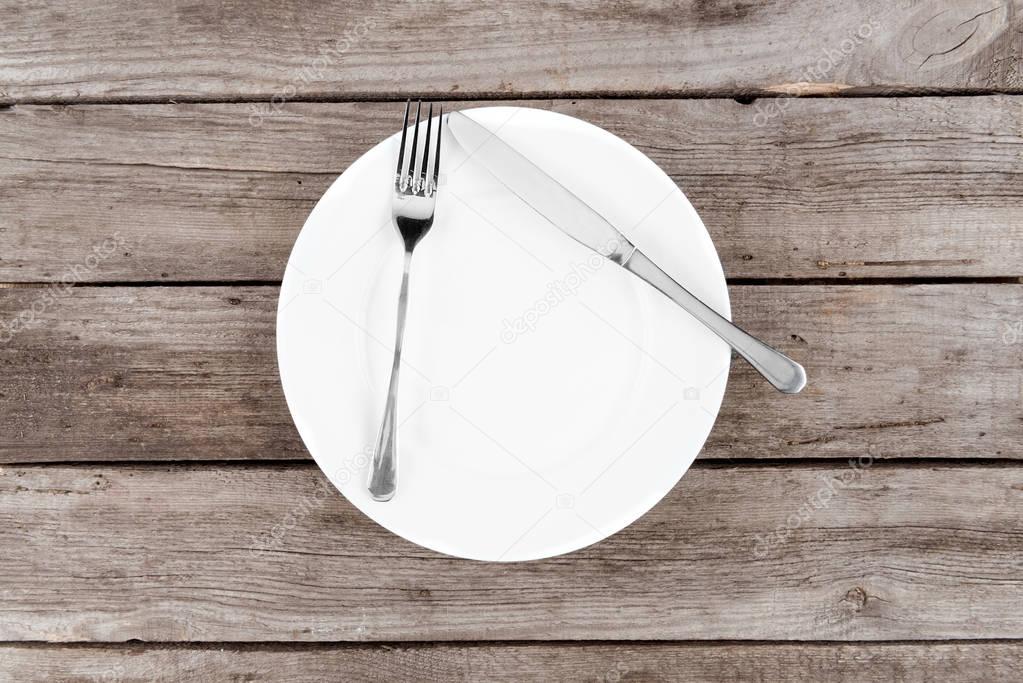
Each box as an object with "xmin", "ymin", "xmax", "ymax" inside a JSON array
[
  {"xmin": 4, "ymin": 87, "xmax": 1023, "ymax": 107},
  {"xmin": 1, "ymin": 277, "xmax": 1021, "ymax": 289},
  {"xmin": 3, "ymin": 638, "xmax": 1023, "ymax": 649},
  {"xmin": 2, "ymin": 458, "xmax": 1022, "ymax": 469}
]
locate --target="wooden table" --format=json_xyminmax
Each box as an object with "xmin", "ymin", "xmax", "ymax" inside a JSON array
[{"xmin": 2, "ymin": 1, "xmax": 1022, "ymax": 680}]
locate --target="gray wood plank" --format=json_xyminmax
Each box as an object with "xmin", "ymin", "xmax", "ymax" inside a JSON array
[
  {"xmin": 2, "ymin": 642, "xmax": 1022, "ymax": 682},
  {"xmin": 2, "ymin": 97, "xmax": 1021, "ymax": 282},
  {"xmin": 0, "ymin": 0, "xmax": 1019, "ymax": 102},
  {"xmin": 0, "ymin": 286, "xmax": 304, "ymax": 462},
  {"xmin": 1, "ymin": 284, "xmax": 1019, "ymax": 463},
  {"xmin": 0, "ymin": 463, "xmax": 1020, "ymax": 641}
]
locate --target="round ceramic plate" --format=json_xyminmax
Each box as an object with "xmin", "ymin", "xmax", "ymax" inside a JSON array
[{"xmin": 277, "ymin": 106, "xmax": 731, "ymax": 561}]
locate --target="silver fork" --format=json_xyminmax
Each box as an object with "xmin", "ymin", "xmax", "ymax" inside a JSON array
[{"xmin": 368, "ymin": 100, "xmax": 444, "ymax": 502}]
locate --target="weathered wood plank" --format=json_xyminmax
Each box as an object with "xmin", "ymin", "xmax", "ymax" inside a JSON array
[
  {"xmin": 0, "ymin": 463, "xmax": 1020, "ymax": 641},
  {"xmin": 3, "ymin": 642, "xmax": 1022, "ymax": 682},
  {"xmin": 1, "ymin": 285, "xmax": 1019, "ymax": 463},
  {"xmin": 2, "ymin": 97, "xmax": 1021, "ymax": 282},
  {"xmin": 0, "ymin": 287, "xmax": 304, "ymax": 462},
  {"xmin": 1, "ymin": 0, "xmax": 1019, "ymax": 102}
]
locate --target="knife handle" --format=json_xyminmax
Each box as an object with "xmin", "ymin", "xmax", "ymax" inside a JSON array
[{"xmin": 623, "ymin": 248, "xmax": 806, "ymax": 394}]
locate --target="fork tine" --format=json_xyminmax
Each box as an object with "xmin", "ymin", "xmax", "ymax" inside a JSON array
[
  {"xmin": 407, "ymin": 100, "xmax": 422, "ymax": 192},
  {"xmin": 419, "ymin": 102, "xmax": 433, "ymax": 190},
  {"xmin": 431, "ymin": 106, "xmax": 443, "ymax": 195},
  {"xmin": 395, "ymin": 99, "xmax": 410, "ymax": 190}
]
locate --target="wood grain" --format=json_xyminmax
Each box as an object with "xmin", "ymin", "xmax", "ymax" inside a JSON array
[
  {"xmin": 0, "ymin": 287, "xmax": 303, "ymax": 462},
  {"xmin": 3, "ymin": 642, "xmax": 1022, "ymax": 682},
  {"xmin": 1, "ymin": 0, "xmax": 1019, "ymax": 667},
  {"xmin": 0, "ymin": 462, "xmax": 1020, "ymax": 641},
  {"xmin": 1, "ymin": 0, "xmax": 1020, "ymax": 102},
  {"xmin": 1, "ymin": 284, "xmax": 1019, "ymax": 463},
  {"xmin": 2, "ymin": 97, "xmax": 1022, "ymax": 282}
]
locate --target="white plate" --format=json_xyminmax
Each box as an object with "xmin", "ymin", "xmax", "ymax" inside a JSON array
[{"xmin": 277, "ymin": 106, "xmax": 730, "ymax": 562}]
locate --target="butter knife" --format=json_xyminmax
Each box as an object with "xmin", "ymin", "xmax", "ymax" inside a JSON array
[{"xmin": 448, "ymin": 111, "xmax": 806, "ymax": 393}]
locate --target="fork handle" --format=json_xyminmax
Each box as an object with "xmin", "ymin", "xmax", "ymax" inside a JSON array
[
  {"xmin": 368, "ymin": 250, "xmax": 413, "ymax": 501},
  {"xmin": 623, "ymin": 248, "xmax": 807, "ymax": 394}
]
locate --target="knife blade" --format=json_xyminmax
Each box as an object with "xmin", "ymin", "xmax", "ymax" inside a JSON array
[{"xmin": 447, "ymin": 110, "xmax": 806, "ymax": 394}]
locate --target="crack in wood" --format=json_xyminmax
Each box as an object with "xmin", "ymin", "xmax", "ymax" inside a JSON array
[{"xmin": 833, "ymin": 417, "xmax": 947, "ymax": 432}]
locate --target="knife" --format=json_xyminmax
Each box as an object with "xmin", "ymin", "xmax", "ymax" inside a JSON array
[{"xmin": 447, "ymin": 111, "xmax": 806, "ymax": 393}]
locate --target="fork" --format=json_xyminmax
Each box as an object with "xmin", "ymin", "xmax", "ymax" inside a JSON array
[{"xmin": 368, "ymin": 100, "xmax": 444, "ymax": 502}]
